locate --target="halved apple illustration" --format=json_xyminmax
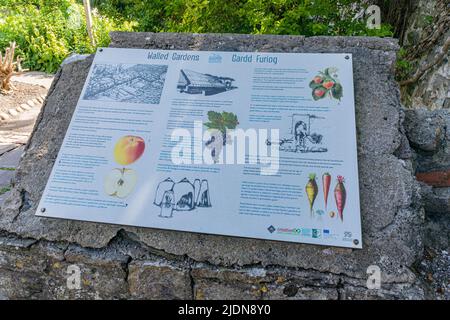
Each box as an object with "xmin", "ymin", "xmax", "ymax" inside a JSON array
[
  {"xmin": 113, "ymin": 135, "xmax": 145, "ymax": 166},
  {"xmin": 104, "ymin": 168, "xmax": 137, "ymax": 198}
]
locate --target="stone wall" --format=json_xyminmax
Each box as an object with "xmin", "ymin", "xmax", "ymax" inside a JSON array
[
  {"xmin": 403, "ymin": 108, "xmax": 450, "ymax": 299},
  {"xmin": 0, "ymin": 33, "xmax": 428, "ymax": 299}
]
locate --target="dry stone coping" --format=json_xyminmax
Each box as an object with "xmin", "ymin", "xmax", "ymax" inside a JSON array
[
  {"xmin": 7, "ymin": 109, "xmax": 18, "ymax": 117},
  {"xmin": 20, "ymin": 103, "xmax": 31, "ymax": 111}
]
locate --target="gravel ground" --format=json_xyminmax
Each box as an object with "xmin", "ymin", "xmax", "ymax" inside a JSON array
[
  {"xmin": 417, "ymin": 247, "xmax": 450, "ymax": 299},
  {"xmin": 0, "ymin": 81, "xmax": 47, "ymax": 114}
]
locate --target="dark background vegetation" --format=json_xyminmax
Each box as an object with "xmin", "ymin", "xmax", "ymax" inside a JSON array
[
  {"xmin": 0, "ymin": 0, "xmax": 396, "ymax": 72},
  {"xmin": 0, "ymin": 0, "xmax": 425, "ymax": 78}
]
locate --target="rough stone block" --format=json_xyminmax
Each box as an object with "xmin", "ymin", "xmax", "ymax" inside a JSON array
[
  {"xmin": 404, "ymin": 108, "xmax": 450, "ymax": 172},
  {"xmin": 128, "ymin": 260, "xmax": 192, "ymax": 299},
  {"xmin": 421, "ymin": 184, "xmax": 450, "ymax": 214},
  {"xmin": 404, "ymin": 108, "xmax": 446, "ymax": 152},
  {"xmin": 0, "ymin": 169, "xmax": 14, "ymax": 187},
  {"xmin": 194, "ymin": 280, "xmax": 262, "ymax": 300},
  {"xmin": 0, "ymin": 146, "xmax": 23, "ymax": 168}
]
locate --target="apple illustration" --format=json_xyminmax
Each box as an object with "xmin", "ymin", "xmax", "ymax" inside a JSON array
[
  {"xmin": 104, "ymin": 168, "xmax": 137, "ymax": 198},
  {"xmin": 113, "ymin": 135, "xmax": 145, "ymax": 166}
]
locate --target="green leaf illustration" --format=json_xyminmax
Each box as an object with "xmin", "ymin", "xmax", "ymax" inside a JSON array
[
  {"xmin": 222, "ymin": 111, "xmax": 239, "ymax": 129},
  {"xmin": 207, "ymin": 111, "xmax": 222, "ymax": 123},
  {"xmin": 204, "ymin": 111, "xmax": 239, "ymax": 134},
  {"xmin": 331, "ymin": 82, "xmax": 343, "ymax": 100},
  {"xmin": 309, "ymin": 80, "xmax": 323, "ymax": 89}
]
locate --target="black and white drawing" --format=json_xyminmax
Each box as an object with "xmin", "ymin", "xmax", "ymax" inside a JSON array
[
  {"xmin": 83, "ymin": 64, "xmax": 168, "ymax": 104},
  {"xmin": 266, "ymin": 114, "xmax": 328, "ymax": 153},
  {"xmin": 154, "ymin": 177, "xmax": 211, "ymax": 218},
  {"xmin": 177, "ymin": 69, "xmax": 237, "ymax": 96}
]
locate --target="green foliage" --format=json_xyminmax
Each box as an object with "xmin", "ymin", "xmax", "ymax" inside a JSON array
[
  {"xmin": 1, "ymin": 0, "xmax": 393, "ymax": 72},
  {"xmin": 94, "ymin": 0, "xmax": 393, "ymax": 37},
  {"xmin": 0, "ymin": 0, "xmax": 134, "ymax": 72},
  {"xmin": 395, "ymin": 47, "xmax": 413, "ymax": 81},
  {"xmin": 0, "ymin": 186, "xmax": 11, "ymax": 195},
  {"xmin": 204, "ymin": 111, "xmax": 239, "ymax": 134}
]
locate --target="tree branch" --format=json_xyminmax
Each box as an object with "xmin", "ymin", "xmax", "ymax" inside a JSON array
[{"xmin": 399, "ymin": 37, "xmax": 450, "ymax": 87}]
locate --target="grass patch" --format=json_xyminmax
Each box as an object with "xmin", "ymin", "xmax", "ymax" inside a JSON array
[
  {"xmin": 0, "ymin": 186, "xmax": 11, "ymax": 195},
  {"xmin": 0, "ymin": 167, "xmax": 16, "ymax": 171}
]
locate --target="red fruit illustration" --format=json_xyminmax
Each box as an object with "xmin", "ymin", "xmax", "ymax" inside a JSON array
[
  {"xmin": 314, "ymin": 88, "xmax": 326, "ymax": 98},
  {"xmin": 334, "ymin": 175, "xmax": 346, "ymax": 221},
  {"xmin": 313, "ymin": 76, "xmax": 323, "ymax": 84},
  {"xmin": 114, "ymin": 135, "xmax": 145, "ymax": 166},
  {"xmin": 309, "ymin": 68, "xmax": 343, "ymax": 101},
  {"xmin": 323, "ymin": 80, "xmax": 335, "ymax": 89}
]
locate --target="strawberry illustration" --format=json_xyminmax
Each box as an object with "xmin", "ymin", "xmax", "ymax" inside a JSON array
[
  {"xmin": 313, "ymin": 88, "xmax": 326, "ymax": 98},
  {"xmin": 313, "ymin": 76, "xmax": 323, "ymax": 84},
  {"xmin": 309, "ymin": 68, "xmax": 342, "ymax": 101},
  {"xmin": 323, "ymin": 80, "xmax": 335, "ymax": 89}
]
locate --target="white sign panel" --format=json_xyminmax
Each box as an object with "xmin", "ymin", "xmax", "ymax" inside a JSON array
[{"xmin": 36, "ymin": 48, "xmax": 362, "ymax": 248}]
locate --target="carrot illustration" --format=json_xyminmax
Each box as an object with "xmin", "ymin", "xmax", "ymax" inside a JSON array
[
  {"xmin": 334, "ymin": 175, "xmax": 346, "ymax": 221},
  {"xmin": 322, "ymin": 172, "xmax": 331, "ymax": 210},
  {"xmin": 305, "ymin": 173, "xmax": 318, "ymax": 216}
]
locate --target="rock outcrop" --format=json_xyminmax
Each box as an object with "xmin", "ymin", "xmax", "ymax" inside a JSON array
[{"xmin": 399, "ymin": 0, "xmax": 449, "ymax": 110}]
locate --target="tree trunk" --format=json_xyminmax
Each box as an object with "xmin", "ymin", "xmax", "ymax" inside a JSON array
[{"xmin": 375, "ymin": 0, "xmax": 419, "ymax": 45}]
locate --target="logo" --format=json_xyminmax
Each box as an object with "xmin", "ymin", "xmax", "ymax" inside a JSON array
[
  {"xmin": 301, "ymin": 228, "xmax": 312, "ymax": 237},
  {"xmin": 312, "ymin": 229, "xmax": 322, "ymax": 239},
  {"xmin": 322, "ymin": 229, "xmax": 338, "ymax": 240},
  {"xmin": 276, "ymin": 227, "xmax": 301, "ymax": 235},
  {"xmin": 366, "ymin": 265, "xmax": 382, "ymax": 289},
  {"xmin": 267, "ymin": 225, "xmax": 275, "ymax": 233},
  {"xmin": 343, "ymin": 231, "xmax": 353, "ymax": 241},
  {"xmin": 208, "ymin": 53, "xmax": 222, "ymax": 63},
  {"xmin": 66, "ymin": 264, "xmax": 81, "ymax": 290}
]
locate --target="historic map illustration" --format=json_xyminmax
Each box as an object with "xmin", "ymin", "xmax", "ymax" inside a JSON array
[{"xmin": 83, "ymin": 63, "xmax": 168, "ymax": 104}]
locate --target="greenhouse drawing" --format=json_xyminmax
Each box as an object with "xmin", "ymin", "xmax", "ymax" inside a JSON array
[
  {"xmin": 83, "ymin": 63, "xmax": 168, "ymax": 104},
  {"xmin": 177, "ymin": 69, "xmax": 237, "ymax": 96},
  {"xmin": 154, "ymin": 177, "xmax": 212, "ymax": 218}
]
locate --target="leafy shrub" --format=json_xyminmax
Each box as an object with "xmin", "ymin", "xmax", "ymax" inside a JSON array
[
  {"xmin": 0, "ymin": 0, "xmax": 134, "ymax": 72},
  {"xmin": 1, "ymin": 0, "xmax": 393, "ymax": 72},
  {"xmin": 395, "ymin": 47, "xmax": 413, "ymax": 81},
  {"xmin": 93, "ymin": 0, "xmax": 393, "ymax": 36}
]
